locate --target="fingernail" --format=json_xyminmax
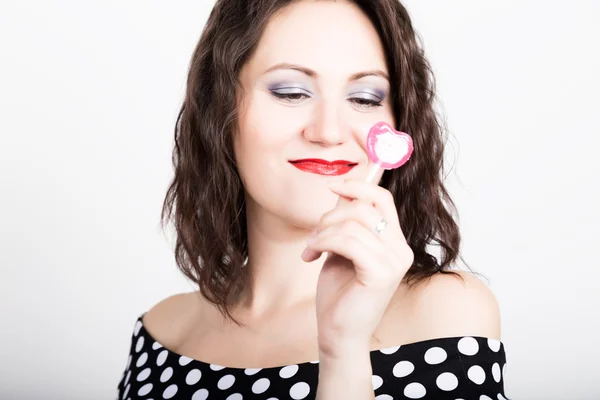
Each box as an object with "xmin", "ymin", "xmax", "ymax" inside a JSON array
[{"xmin": 301, "ymin": 247, "xmax": 311, "ymax": 260}]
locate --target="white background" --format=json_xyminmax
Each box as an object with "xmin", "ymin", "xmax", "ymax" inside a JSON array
[{"xmin": 1, "ymin": 1, "xmax": 599, "ymax": 399}]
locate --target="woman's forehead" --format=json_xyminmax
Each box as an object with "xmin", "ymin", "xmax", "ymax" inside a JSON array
[{"xmin": 247, "ymin": 1, "xmax": 389, "ymax": 80}]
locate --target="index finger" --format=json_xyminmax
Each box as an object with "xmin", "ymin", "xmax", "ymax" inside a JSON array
[{"xmin": 327, "ymin": 179, "xmax": 402, "ymax": 235}]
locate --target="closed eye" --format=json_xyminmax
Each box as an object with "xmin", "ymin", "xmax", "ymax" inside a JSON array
[
  {"xmin": 350, "ymin": 97, "xmax": 383, "ymax": 108},
  {"xmin": 271, "ymin": 91, "xmax": 310, "ymax": 102}
]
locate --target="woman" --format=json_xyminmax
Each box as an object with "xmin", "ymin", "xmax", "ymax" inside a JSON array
[{"xmin": 117, "ymin": 0, "xmax": 509, "ymax": 399}]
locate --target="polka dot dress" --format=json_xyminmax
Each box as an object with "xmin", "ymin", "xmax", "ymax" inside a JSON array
[{"xmin": 117, "ymin": 314, "xmax": 511, "ymax": 399}]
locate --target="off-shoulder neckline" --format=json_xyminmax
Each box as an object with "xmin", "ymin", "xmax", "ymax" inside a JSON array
[{"xmin": 134, "ymin": 313, "xmax": 504, "ymax": 371}]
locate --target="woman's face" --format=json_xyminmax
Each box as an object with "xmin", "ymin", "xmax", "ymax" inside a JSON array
[{"xmin": 235, "ymin": 0, "xmax": 395, "ymax": 229}]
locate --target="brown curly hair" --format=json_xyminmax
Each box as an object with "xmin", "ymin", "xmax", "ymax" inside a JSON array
[{"xmin": 161, "ymin": 0, "xmax": 472, "ymax": 327}]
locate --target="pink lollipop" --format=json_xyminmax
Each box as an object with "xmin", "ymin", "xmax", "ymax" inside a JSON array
[{"xmin": 365, "ymin": 121, "xmax": 413, "ymax": 182}]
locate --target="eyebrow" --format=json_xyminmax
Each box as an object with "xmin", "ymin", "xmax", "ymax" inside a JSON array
[{"xmin": 263, "ymin": 62, "xmax": 389, "ymax": 82}]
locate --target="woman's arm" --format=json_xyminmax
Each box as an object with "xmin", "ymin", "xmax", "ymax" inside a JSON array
[{"xmin": 316, "ymin": 345, "xmax": 376, "ymax": 400}]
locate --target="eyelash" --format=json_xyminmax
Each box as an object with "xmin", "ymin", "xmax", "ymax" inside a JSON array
[{"xmin": 270, "ymin": 91, "xmax": 383, "ymax": 109}]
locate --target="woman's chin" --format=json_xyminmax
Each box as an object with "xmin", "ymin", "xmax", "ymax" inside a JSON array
[{"xmin": 281, "ymin": 196, "xmax": 339, "ymax": 228}]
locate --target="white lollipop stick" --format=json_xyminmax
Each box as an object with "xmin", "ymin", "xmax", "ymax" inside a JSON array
[{"xmin": 365, "ymin": 163, "xmax": 381, "ymax": 183}]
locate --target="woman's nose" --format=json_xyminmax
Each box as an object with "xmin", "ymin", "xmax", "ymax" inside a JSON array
[{"xmin": 302, "ymin": 102, "xmax": 351, "ymax": 146}]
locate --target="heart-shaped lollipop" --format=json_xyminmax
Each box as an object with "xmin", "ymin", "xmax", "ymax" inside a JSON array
[{"xmin": 365, "ymin": 121, "xmax": 413, "ymax": 182}]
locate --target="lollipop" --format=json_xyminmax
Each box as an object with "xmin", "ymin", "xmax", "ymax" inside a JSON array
[{"xmin": 365, "ymin": 121, "xmax": 414, "ymax": 182}]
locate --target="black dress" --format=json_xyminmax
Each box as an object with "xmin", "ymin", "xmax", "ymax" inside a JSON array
[{"xmin": 117, "ymin": 313, "xmax": 511, "ymax": 399}]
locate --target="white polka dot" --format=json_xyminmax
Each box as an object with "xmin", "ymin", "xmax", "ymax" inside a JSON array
[
  {"xmin": 186, "ymin": 369, "xmax": 202, "ymax": 385},
  {"xmin": 488, "ymin": 338, "xmax": 501, "ymax": 352},
  {"xmin": 191, "ymin": 388, "xmax": 209, "ymax": 400},
  {"xmin": 492, "ymin": 362, "xmax": 501, "ymax": 382},
  {"xmin": 458, "ymin": 337, "xmax": 479, "ymax": 356},
  {"xmin": 134, "ymin": 320, "xmax": 143, "ymax": 336},
  {"xmin": 468, "ymin": 365, "xmax": 486, "ymax": 385},
  {"xmin": 138, "ymin": 383, "xmax": 153, "ymax": 396},
  {"xmin": 156, "ymin": 350, "xmax": 168, "ymax": 366},
  {"xmin": 252, "ymin": 377, "xmax": 270, "ymax": 394},
  {"xmin": 245, "ymin": 367, "xmax": 262, "ymax": 375},
  {"xmin": 124, "ymin": 370, "xmax": 131, "ymax": 386},
  {"xmin": 290, "ymin": 382, "xmax": 310, "ymax": 399},
  {"xmin": 498, "ymin": 394, "xmax": 507, "ymax": 400},
  {"xmin": 502, "ymin": 363, "xmax": 507, "ymax": 381},
  {"xmin": 162, "ymin": 384, "xmax": 178, "ymax": 399},
  {"xmin": 375, "ymin": 395, "xmax": 393, "ymax": 400},
  {"xmin": 211, "ymin": 364, "xmax": 226, "ymax": 371},
  {"xmin": 226, "ymin": 394, "xmax": 242, "ymax": 400},
  {"xmin": 123, "ymin": 384, "xmax": 130, "ymax": 399},
  {"xmin": 480, "ymin": 396, "xmax": 493, "ymax": 400},
  {"xmin": 436, "ymin": 372, "xmax": 458, "ymax": 391},
  {"xmin": 380, "ymin": 345, "xmax": 401, "ymax": 354},
  {"xmin": 403, "ymin": 382, "xmax": 426, "ymax": 399},
  {"xmin": 393, "ymin": 360, "xmax": 415, "ymax": 377},
  {"xmin": 179, "ymin": 356, "xmax": 193, "ymax": 366},
  {"xmin": 135, "ymin": 336, "xmax": 145, "ymax": 353},
  {"xmin": 152, "ymin": 341, "xmax": 163, "ymax": 350},
  {"xmin": 136, "ymin": 352, "xmax": 148, "ymax": 367},
  {"xmin": 372, "ymin": 375, "xmax": 383, "ymax": 390},
  {"xmin": 217, "ymin": 374, "xmax": 235, "ymax": 390},
  {"xmin": 160, "ymin": 367, "xmax": 173, "ymax": 383},
  {"xmin": 126, "ymin": 354, "xmax": 132, "ymax": 370},
  {"xmin": 424, "ymin": 347, "xmax": 447, "ymax": 365},
  {"xmin": 280, "ymin": 365, "xmax": 299, "ymax": 378},
  {"xmin": 309, "ymin": 359, "xmax": 319, "ymax": 364},
  {"xmin": 137, "ymin": 367, "xmax": 152, "ymax": 382}
]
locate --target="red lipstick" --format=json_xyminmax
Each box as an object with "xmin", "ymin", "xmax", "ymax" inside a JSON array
[{"xmin": 289, "ymin": 159, "xmax": 357, "ymax": 176}]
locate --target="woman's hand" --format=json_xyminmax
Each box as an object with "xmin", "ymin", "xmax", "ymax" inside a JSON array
[{"xmin": 301, "ymin": 179, "xmax": 414, "ymax": 357}]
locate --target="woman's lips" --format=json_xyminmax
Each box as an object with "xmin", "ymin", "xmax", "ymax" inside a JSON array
[{"xmin": 289, "ymin": 159, "xmax": 357, "ymax": 176}]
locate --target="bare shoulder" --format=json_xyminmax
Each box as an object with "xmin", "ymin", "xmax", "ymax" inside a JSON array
[
  {"xmin": 142, "ymin": 291, "xmax": 204, "ymax": 348},
  {"xmin": 401, "ymin": 270, "xmax": 502, "ymax": 341}
]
